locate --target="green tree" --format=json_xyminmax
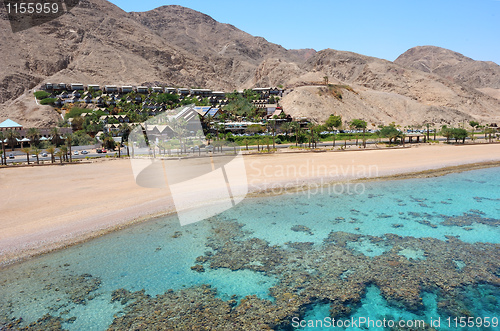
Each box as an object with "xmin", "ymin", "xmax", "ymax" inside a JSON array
[
  {"xmin": 205, "ymin": 133, "xmax": 213, "ymax": 146},
  {"xmin": 246, "ymin": 124, "xmax": 264, "ymax": 135},
  {"xmin": 55, "ymin": 149, "xmax": 64, "ymax": 164},
  {"xmin": 27, "ymin": 128, "xmax": 40, "ymax": 147},
  {"xmin": 21, "ymin": 147, "xmax": 31, "ymax": 165},
  {"xmin": 0, "ymin": 131, "xmax": 6, "ymax": 165},
  {"xmin": 469, "ymin": 121, "xmax": 480, "ymax": 130},
  {"xmin": 280, "ymin": 122, "xmax": 293, "ymax": 141},
  {"xmin": 60, "ymin": 145, "xmax": 68, "ymax": 162},
  {"xmin": 30, "ymin": 146, "xmax": 40, "ymax": 164},
  {"xmin": 425, "ymin": 122, "xmax": 432, "ymax": 142},
  {"xmin": 46, "ymin": 145, "xmax": 56, "ymax": 163},
  {"xmin": 307, "ymin": 123, "xmax": 320, "ymax": 148},
  {"xmin": 224, "ymin": 93, "xmax": 257, "ymax": 118},
  {"xmin": 484, "ymin": 127, "xmax": 495, "ymax": 143},
  {"xmin": 6, "ymin": 129, "xmax": 20, "ymax": 151},
  {"xmin": 325, "ymin": 114, "xmax": 342, "ymax": 147},
  {"xmin": 349, "ymin": 119, "xmax": 367, "ymax": 147},
  {"xmin": 379, "ymin": 125, "xmax": 402, "ymax": 144},
  {"xmin": 100, "ymin": 133, "xmax": 117, "ymax": 151},
  {"xmin": 290, "ymin": 121, "xmax": 301, "ymax": 146},
  {"xmin": 440, "ymin": 126, "xmax": 453, "ymax": 143},
  {"xmin": 469, "ymin": 121, "xmax": 480, "ymax": 142},
  {"xmin": 64, "ymin": 133, "xmax": 73, "ymax": 162},
  {"xmin": 119, "ymin": 123, "xmax": 132, "ymax": 146},
  {"xmin": 242, "ymin": 138, "xmax": 249, "ymax": 150},
  {"xmin": 270, "ymin": 115, "xmax": 279, "ymax": 149},
  {"xmin": 50, "ymin": 127, "xmax": 63, "ymax": 146},
  {"xmin": 451, "ymin": 128, "xmax": 468, "ymax": 143}
]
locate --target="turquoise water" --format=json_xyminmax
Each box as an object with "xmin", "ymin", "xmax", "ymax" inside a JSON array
[{"xmin": 1, "ymin": 167, "xmax": 499, "ymax": 330}]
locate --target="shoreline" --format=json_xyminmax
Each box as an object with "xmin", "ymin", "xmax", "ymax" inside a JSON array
[
  {"xmin": 1, "ymin": 143, "xmax": 500, "ymax": 269},
  {"xmin": 246, "ymin": 160, "xmax": 500, "ymax": 198}
]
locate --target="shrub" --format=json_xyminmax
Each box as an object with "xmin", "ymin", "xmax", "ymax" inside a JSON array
[
  {"xmin": 275, "ymin": 138, "xmax": 282, "ymax": 144},
  {"xmin": 34, "ymin": 91, "xmax": 50, "ymax": 100},
  {"xmin": 40, "ymin": 98, "xmax": 57, "ymax": 105}
]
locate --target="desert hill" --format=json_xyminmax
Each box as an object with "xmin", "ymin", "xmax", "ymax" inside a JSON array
[
  {"xmin": 129, "ymin": 5, "xmax": 315, "ymax": 88},
  {"xmin": 0, "ymin": 1, "xmax": 499, "ymax": 128},
  {"xmin": 280, "ymin": 49, "xmax": 500, "ymax": 125},
  {"xmin": 395, "ymin": 46, "xmax": 500, "ymax": 100}
]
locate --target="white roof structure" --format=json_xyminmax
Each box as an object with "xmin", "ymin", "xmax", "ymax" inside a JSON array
[{"xmin": 0, "ymin": 119, "xmax": 22, "ymax": 129}]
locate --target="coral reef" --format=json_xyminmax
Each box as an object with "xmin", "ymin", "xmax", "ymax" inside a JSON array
[{"xmin": 107, "ymin": 218, "xmax": 500, "ymax": 329}]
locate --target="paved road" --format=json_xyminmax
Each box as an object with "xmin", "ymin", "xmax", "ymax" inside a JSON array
[
  {"xmin": 2, "ymin": 136, "xmax": 493, "ymax": 163},
  {"xmin": 4, "ymin": 148, "xmax": 125, "ymax": 164}
]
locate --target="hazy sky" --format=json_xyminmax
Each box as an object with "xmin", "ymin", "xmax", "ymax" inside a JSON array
[{"xmin": 108, "ymin": 0, "xmax": 500, "ymax": 64}]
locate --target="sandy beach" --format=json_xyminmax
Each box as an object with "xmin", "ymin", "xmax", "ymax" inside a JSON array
[{"xmin": 1, "ymin": 143, "xmax": 500, "ymax": 267}]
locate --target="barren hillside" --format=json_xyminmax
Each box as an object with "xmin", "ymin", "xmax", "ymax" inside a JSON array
[
  {"xmin": 282, "ymin": 49, "xmax": 500, "ymax": 126},
  {"xmin": 395, "ymin": 46, "xmax": 500, "ymax": 100},
  {"xmin": 0, "ymin": 2, "xmax": 498, "ymax": 128}
]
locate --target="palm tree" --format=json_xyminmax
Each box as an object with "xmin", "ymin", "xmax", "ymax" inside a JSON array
[
  {"xmin": 60, "ymin": 145, "xmax": 68, "ymax": 162},
  {"xmin": 0, "ymin": 131, "xmax": 6, "ymax": 165},
  {"xmin": 271, "ymin": 115, "xmax": 278, "ymax": 149},
  {"xmin": 55, "ymin": 149, "xmax": 64, "ymax": 164},
  {"xmin": 26, "ymin": 128, "xmax": 40, "ymax": 147},
  {"xmin": 484, "ymin": 126, "xmax": 495, "ymax": 143},
  {"xmin": 50, "ymin": 127, "xmax": 63, "ymax": 146},
  {"xmin": 123, "ymin": 141, "xmax": 130, "ymax": 157},
  {"xmin": 306, "ymin": 123, "xmax": 316, "ymax": 148},
  {"xmin": 290, "ymin": 121, "xmax": 300, "ymax": 146},
  {"xmin": 21, "ymin": 147, "xmax": 31, "ymax": 165},
  {"xmin": 6, "ymin": 129, "xmax": 20, "ymax": 151},
  {"xmin": 280, "ymin": 122, "xmax": 293, "ymax": 142},
  {"xmin": 30, "ymin": 146, "xmax": 40, "ymax": 164},
  {"xmin": 425, "ymin": 123, "xmax": 431, "ymax": 142},
  {"xmin": 64, "ymin": 133, "xmax": 73, "ymax": 162},
  {"xmin": 46, "ymin": 145, "xmax": 56, "ymax": 163},
  {"xmin": 350, "ymin": 119, "xmax": 367, "ymax": 147},
  {"xmin": 119, "ymin": 122, "xmax": 131, "ymax": 145}
]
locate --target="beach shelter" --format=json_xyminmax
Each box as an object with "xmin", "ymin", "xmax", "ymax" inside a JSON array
[
  {"xmin": 19, "ymin": 137, "xmax": 30, "ymax": 148},
  {"xmin": 0, "ymin": 119, "xmax": 23, "ymax": 130}
]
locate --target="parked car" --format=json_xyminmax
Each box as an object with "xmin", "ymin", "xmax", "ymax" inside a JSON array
[
  {"xmin": 41, "ymin": 152, "xmax": 48, "ymax": 157},
  {"xmin": 96, "ymin": 149, "xmax": 102, "ymax": 153},
  {"xmin": 73, "ymin": 151, "xmax": 79, "ymax": 155},
  {"xmin": 8, "ymin": 153, "xmax": 14, "ymax": 159},
  {"xmin": 81, "ymin": 150, "xmax": 89, "ymax": 155},
  {"xmin": 205, "ymin": 145, "xmax": 214, "ymax": 152},
  {"xmin": 31, "ymin": 154, "xmax": 37, "ymax": 158},
  {"xmin": 101, "ymin": 149, "xmax": 107, "ymax": 153}
]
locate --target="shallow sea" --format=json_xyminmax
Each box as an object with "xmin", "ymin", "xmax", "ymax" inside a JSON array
[{"xmin": 1, "ymin": 167, "xmax": 499, "ymax": 330}]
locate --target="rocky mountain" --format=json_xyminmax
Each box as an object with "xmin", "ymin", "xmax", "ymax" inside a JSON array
[
  {"xmin": 280, "ymin": 49, "xmax": 500, "ymax": 125},
  {"xmin": 0, "ymin": 1, "xmax": 498, "ymax": 128},
  {"xmin": 0, "ymin": 0, "xmax": 234, "ymax": 126},
  {"xmin": 395, "ymin": 46, "xmax": 500, "ymax": 100},
  {"xmin": 129, "ymin": 5, "xmax": 315, "ymax": 88}
]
